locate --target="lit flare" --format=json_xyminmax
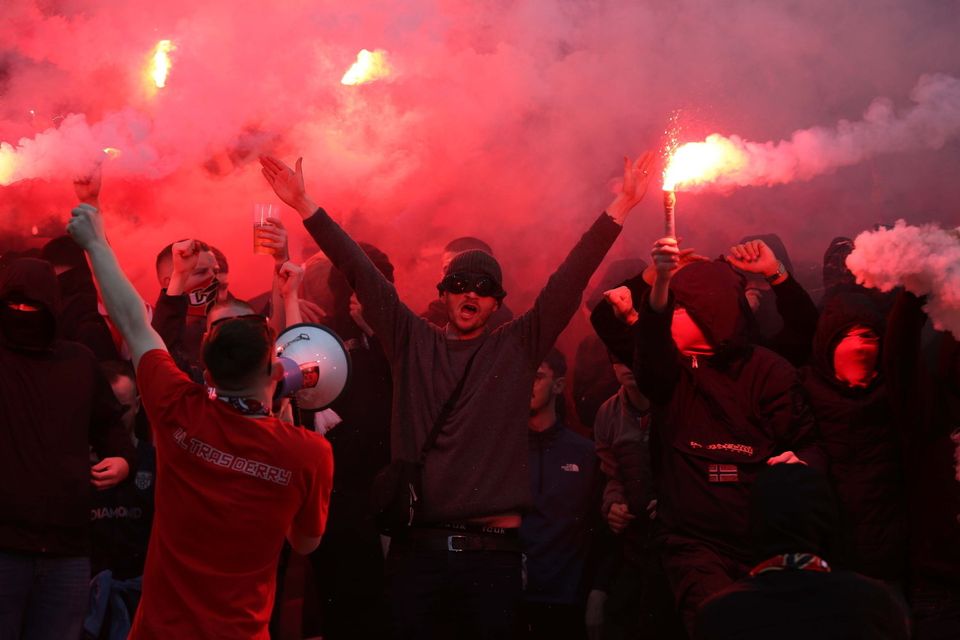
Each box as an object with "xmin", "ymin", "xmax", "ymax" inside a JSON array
[
  {"xmin": 341, "ymin": 49, "xmax": 391, "ymax": 86},
  {"xmin": 662, "ymin": 134, "xmax": 747, "ymax": 191},
  {"xmin": 0, "ymin": 144, "xmax": 16, "ymax": 186},
  {"xmin": 149, "ymin": 40, "xmax": 175, "ymax": 89}
]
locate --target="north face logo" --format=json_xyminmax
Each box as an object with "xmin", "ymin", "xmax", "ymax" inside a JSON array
[{"xmin": 560, "ymin": 463, "xmax": 580, "ymax": 473}]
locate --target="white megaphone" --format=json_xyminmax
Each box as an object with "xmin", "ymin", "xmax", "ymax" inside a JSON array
[{"xmin": 274, "ymin": 323, "xmax": 351, "ymax": 410}]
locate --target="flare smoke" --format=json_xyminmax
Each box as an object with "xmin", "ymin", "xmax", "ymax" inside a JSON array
[
  {"xmin": 671, "ymin": 74, "xmax": 960, "ymax": 191},
  {"xmin": 847, "ymin": 221, "xmax": 960, "ymax": 337}
]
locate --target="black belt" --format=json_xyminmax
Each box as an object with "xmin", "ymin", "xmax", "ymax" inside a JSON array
[{"xmin": 401, "ymin": 526, "xmax": 521, "ymax": 553}]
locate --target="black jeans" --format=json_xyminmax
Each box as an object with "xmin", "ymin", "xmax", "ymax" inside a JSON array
[
  {"xmin": 0, "ymin": 551, "xmax": 89, "ymax": 640},
  {"xmin": 385, "ymin": 541, "xmax": 523, "ymax": 640}
]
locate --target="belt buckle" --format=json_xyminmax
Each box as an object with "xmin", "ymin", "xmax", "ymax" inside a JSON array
[{"xmin": 447, "ymin": 535, "xmax": 467, "ymax": 552}]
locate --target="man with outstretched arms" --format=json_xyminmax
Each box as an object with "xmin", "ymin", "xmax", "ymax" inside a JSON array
[{"xmin": 260, "ymin": 153, "xmax": 653, "ymax": 638}]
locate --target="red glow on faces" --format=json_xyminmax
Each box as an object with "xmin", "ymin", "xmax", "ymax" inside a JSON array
[
  {"xmin": 441, "ymin": 291, "xmax": 498, "ymax": 339},
  {"xmin": 670, "ymin": 307, "xmax": 713, "ymax": 356},
  {"xmin": 833, "ymin": 326, "xmax": 880, "ymax": 388}
]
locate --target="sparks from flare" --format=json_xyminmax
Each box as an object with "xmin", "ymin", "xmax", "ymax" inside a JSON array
[
  {"xmin": 149, "ymin": 40, "xmax": 175, "ymax": 89},
  {"xmin": 103, "ymin": 147, "xmax": 122, "ymax": 159},
  {"xmin": 341, "ymin": 49, "xmax": 391, "ymax": 86},
  {"xmin": 662, "ymin": 135, "xmax": 748, "ymax": 191}
]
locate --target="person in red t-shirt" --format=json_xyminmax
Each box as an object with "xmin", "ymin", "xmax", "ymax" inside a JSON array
[{"xmin": 67, "ymin": 204, "xmax": 334, "ymax": 639}]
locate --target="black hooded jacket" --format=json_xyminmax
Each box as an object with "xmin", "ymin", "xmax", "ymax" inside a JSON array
[
  {"xmin": 0, "ymin": 259, "xmax": 135, "ymax": 556},
  {"xmin": 631, "ymin": 261, "xmax": 821, "ymax": 562},
  {"xmin": 800, "ymin": 293, "xmax": 907, "ymax": 580},
  {"xmin": 884, "ymin": 291, "xmax": 960, "ymax": 586}
]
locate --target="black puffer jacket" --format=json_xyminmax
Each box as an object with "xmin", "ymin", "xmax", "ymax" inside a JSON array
[
  {"xmin": 800, "ymin": 293, "xmax": 907, "ymax": 580},
  {"xmin": 632, "ymin": 261, "xmax": 822, "ymax": 562}
]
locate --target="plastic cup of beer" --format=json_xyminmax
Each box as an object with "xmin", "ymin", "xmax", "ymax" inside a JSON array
[{"xmin": 253, "ymin": 204, "xmax": 279, "ymax": 255}]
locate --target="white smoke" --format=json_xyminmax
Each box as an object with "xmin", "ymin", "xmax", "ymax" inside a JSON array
[
  {"xmin": 677, "ymin": 73, "xmax": 960, "ymax": 190},
  {"xmin": 847, "ymin": 220, "xmax": 960, "ymax": 337},
  {"xmin": 0, "ymin": 111, "xmax": 168, "ymax": 184}
]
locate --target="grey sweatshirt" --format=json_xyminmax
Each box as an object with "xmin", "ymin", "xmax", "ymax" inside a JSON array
[{"xmin": 303, "ymin": 208, "xmax": 621, "ymax": 522}]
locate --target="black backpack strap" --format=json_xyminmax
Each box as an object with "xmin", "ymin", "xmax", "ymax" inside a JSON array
[{"xmin": 417, "ymin": 345, "xmax": 483, "ymax": 465}]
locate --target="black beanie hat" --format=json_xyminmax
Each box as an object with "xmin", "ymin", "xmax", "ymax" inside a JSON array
[{"xmin": 440, "ymin": 250, "xmax": 506, "ymax": 298}]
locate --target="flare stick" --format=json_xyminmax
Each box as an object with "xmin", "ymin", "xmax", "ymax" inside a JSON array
[{"xmin": 663, "ymin": 190, "xmax": 676, "ymax": 239}]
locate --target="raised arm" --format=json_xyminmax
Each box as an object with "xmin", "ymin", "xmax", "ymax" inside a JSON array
[
  {"xmin": 67, "ymin": 205, "xmax": 166, "ymax": 370},
  {"xmin": 884, "ymin": 290, "xmax": 931, "ymax": 439},
  {"xmin": 631, "ymin": 239, "xmax": 684, "ymax": 405},
  {"xmin": 726, "ymin": 239, "xmax": 818, "ymax": 366},
  {"xmin": 277, "ymin": 261, "xmax": 305, "ymax": 328},
  {"xmin": 259, "ymin": 156, "xmax": 416, "ymax": 355},
  {"xmin": 520, "ymin": 154, "xmax": 655, "ymax": 363}
]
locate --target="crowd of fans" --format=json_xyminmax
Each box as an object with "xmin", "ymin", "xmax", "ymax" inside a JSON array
[{"xmin": 1, "ymin": 154, "xmax": 957, "ymax": 639}]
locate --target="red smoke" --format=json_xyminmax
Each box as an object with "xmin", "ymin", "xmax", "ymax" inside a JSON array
[{"xmin": 1, "ymin": 0, "xmax": 960, "ymax": 326}]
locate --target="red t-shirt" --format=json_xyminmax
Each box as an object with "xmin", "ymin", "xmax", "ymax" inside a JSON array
[{"xmin": 129, "ymin": 350, "xmax": 333, "ymax": 639}]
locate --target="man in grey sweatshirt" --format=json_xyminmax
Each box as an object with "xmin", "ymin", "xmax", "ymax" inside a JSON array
[{"xmin": 260, "ymin": 153, "xmax": 654, "ymax": 639}]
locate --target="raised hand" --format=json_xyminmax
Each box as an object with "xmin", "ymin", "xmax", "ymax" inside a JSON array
[
  {"xmin": 258, "ymin": 218, "xmax": 290, "ymax": 265},
  {"xmin": 277, "ymin": 261, "xmax": 304, "ymax": 299},
  {"xmin": 66, "ymin": 204, "xmax": 107, "ymax": 250},
  {"xmin": 603, "ymin": 286, "xmax": 639, "ymax": 325},
  {"xmin": 652, "ymin": 237, "xmax": 682, "ymax": 279},
  {"xmin": 171, "ymin": 239, "xmax": 208, "ymax": 276},
  {"xmin": 74, "ymin": 164, "xmax": 102, "ymax": 206},
  {"xmin": 260, "ymin": 156, "xmax": 316, "ymax": 217},
  {"xmin": 726, "ymin": 239, "xmax": 780, "ymax": 277},
  {"xmin": 606, "ymin": 152, "xmax": 656, "ymax": 224}
]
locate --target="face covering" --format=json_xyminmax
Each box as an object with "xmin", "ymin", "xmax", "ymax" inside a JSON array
[
  {"xmin": 186, "ymin": 277, "xmax": 220, "ymax": 318},
  {"xmin": 833, "ymin": 327, "xmax": 879, "ymax": 388},
  {"xmin": 0, "ymin": 304, "xmax": 55, "ymax": 351},
  {"xmin": 671, "ymin": 306, "xmax": 713, "ymax": 356}
]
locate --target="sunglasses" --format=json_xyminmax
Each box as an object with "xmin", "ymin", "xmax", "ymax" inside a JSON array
[{"xmin": 439, "ymin": 273, "xmax": 502, "ymax": 298}]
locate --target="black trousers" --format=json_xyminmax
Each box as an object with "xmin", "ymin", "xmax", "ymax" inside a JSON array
[
  {"xmin": 385, "ymin": 541, "xmax": 523, "ymax": 640},
  {"xmin": 305, "ymin": 528, "xmax": 387, "ymax": 639},
  {"xmin": 515, "ymin": 601, "xmax": 585, "ymax": 640}
]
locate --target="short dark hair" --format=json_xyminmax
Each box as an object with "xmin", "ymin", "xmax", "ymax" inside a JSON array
[
  {"xmin": 206, "ymin": 299, "xmax": 257, "ymax": 328},
  {"xmin": 444, "ymin": 236, "xmax": 493, "ymax": 255},
  {"xmin": 542, "ymin": 348, "xmax": 567, "ymax": 378},
  {"xmin": 210, "ymin": 246, "xmax": 229, "ymax": 274},
  {"xmin": 202, "ymin": 305, "xmax": 274, "ymax": 390}
]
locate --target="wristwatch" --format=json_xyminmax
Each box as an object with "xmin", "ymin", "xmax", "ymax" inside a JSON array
[{"xmin": 765, "ymin": 261, "xmax": 786, "ymax": 284}]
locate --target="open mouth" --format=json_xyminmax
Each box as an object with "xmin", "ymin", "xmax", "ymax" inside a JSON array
[{"xmin": 460, "ymin": 302, "xmax": 479, "ymax": 318}]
